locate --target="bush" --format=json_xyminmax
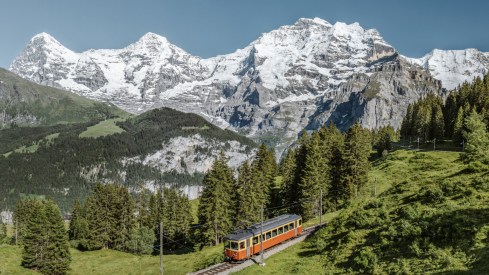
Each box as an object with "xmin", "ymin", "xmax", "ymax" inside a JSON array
[
  {"xmin": 467, "ymin": 161, "xmax": 487, "ymax": 173},
  {"xmin": 69, "ymin": 240, "xmax": 79, "ymax": 249},
  {"xmin": 351, "ymin": 211, "xmax": 370, "ymax": 229},
  {"xmin": 354, "ymin": 247, "xmax": 378, "ymax": 270},
  {"xmin": 193, "ymin": 251, "xmax": 225, "ymax": 271},
  {"xmin": 426, "ymin": 188, "xmax": 443, "ymax": 203},
  {"xmin": 316, "ymin": 239, "xmax": 327, "ymax": 253},
  {"xmin": 400, "ymin": 206, "xmax": 418, "ymax": 220}
]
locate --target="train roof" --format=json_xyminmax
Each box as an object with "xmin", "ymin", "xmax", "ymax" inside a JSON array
[{"xmin": 224, "ymin": 214, "xmax": 301, "ymax": 241}]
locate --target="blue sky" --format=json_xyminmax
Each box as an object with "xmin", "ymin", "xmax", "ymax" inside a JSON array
[{"xmin": 1, "ymin": 0, "xmax": 488, "ymax": 68}]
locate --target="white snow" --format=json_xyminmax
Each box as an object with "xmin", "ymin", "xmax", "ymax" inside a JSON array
[{"xmin": 403, "ymin": 48, "xmax": 489, "ymax": 90}]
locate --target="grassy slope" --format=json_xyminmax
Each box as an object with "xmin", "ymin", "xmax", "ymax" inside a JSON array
[
  {"xmin": 79, "ymin": 118, "xmax": 126, "ymax": 138},
  {"xmin": 0, "ymin": 67, "xmax": 130, "ymax": 128},
  {"xmin": 235, "ymin": 148, "xmax": 489, "ymax": 274}
]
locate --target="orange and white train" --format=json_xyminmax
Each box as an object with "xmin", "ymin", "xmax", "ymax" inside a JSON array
[{"xmin": 223, "ymin": 214, "xmax": 302, "ymax": 261}]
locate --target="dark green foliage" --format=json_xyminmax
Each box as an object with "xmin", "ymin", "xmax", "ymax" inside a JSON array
[
  {"xmin": 344, "ymin": 120, "xmax": 371, "ymax": 195},
  {"xmin": 20, "ymin": 199, "xmax": 71, "ymax": 274},
  {"xmin": 68, "ymin": 199, "xmax": 83, "ymax": 240},
  {"xmin": 0, "ymin": 107, "xmax": 257, "ymax": 214},
  {"xmin": 197, "ymin": 152, "xmax": 237, "ymax": 246},
  {"xmin": 376, "ymin": 126, "xmax": 392, "ymax": 157},
  {"xmin": 125, "ymin": 226, "xmax": 156, "ymax": 255},
  {"xmin": 461, "ymin": 109, "xmax": 489, "ymax": 164}
]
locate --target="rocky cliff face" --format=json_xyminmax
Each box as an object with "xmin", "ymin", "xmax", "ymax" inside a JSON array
[
  {"xmin": 403, "ymin": 48, "xmax": 489, "ymax": 91},
  {"xmin": 10, "ymin": 18, "xmax": 443, "ymax": 155}
]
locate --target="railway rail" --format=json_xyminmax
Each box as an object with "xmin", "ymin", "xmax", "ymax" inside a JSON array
[{"xmin": 191, "ymin": 223, "xmax": 324, "ymax": 275}]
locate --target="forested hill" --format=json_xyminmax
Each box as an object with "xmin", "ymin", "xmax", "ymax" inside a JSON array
[
  {"xmin": 0, "ymin": 107, "xmax": 258, "ymax": 217},
  {"xmin": 0, "ymin": 67, "xmax": 129, "ymax": 128}
]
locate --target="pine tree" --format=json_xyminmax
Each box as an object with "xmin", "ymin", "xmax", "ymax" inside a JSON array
[
  {"xmin": 431, "ymin": 104, "xmax": 445, "ymax": 141},
  {"xmin": 376, "ymin": 127, "xmax": 392, "ymax": 157},
  {"xmin": 68, "ymin": 199, "xmax": 82, "ymax": 240},
  {"xmin": 453, "ymin": 106, "xmax": 465, "ymax": 145},
  {"xmin": 321, "ymin": 121, "xmax": 346, "ymax": 208},
  {"xmin": 299, "ymin": 131, "xmax": 329, "ymax": 221},
  {"xmin": 1, "ymin": 222, "xmax": 7, "ymax": 237},
  {"xmin": 461, "ymin": 109, "xmax": 489, "ymax": 164},
  {"xmin": 116, "ymin": 185, "xmax": 136, "ymax": 251},
  {"xmin": 236, "ymin": 161, "xmax": 260, "ymax": 224},
  {"xmin": 344, "ymin": 120, "xmax": 371, "ymax": 198},
  {"xmin": 197, "ymin": 152, "xmax": 236, "ymax": 246},
  {"xmin": 21, "ymin": 200, "xmax": 46, "ymax": 271},
  {"xmin": 40, "ymin": 200, "xmax": 71, "ymax": 275}
]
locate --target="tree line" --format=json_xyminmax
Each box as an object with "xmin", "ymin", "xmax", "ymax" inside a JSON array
[{"xmin": 400, "ymin": 74, "xmax": 489, "ymax": 145}]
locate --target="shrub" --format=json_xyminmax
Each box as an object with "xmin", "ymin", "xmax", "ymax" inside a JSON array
[
  {"xmin": 467, "ymin": 161, "xmax": 487, "ymax": 173},
  {"xmin": 354, "ymin": 247, "xmax": 378, "ymax": 270},
  {"xmin": 426, "ymin": 188, "xmax": 443, "ymax": 203},
  {"xmin": 351, "ymin": 211, "xmax": 370, "ymax": 229},
  {"xmin": 69, "ymin": 240, "xmax": 80, "ymax": 249},
  {"xmin": 316, "ymin": 239, "xmax": 327, "ymax": 253},
  {"xmin": 400, "ymin": 206, "xmax": 418, "ymax": 220}
]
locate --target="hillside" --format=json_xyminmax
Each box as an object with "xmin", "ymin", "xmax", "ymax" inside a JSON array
[
  {"xmin": 235, "ymin": 148, "xmax": 489, "ymax": 274},
  {"xmin": 0, "ymin": 107, "xmax": 258, "ymax": 217},
  {"xmin": 0, "ymin": 67, "xmax": 129, "ymax": 128}
]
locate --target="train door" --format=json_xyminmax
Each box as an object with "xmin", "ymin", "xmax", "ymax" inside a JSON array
[
  {"xmin": 295, "ymin": 221, "xmax": 297, "ymax": 235},
  {"xmin": 246, "ymin": 239, "xmax": 250, "ymax": 257}
]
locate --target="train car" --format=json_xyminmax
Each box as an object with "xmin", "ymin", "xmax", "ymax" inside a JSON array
[{"xmin": 223, "ymin": 214, "xmax": 302, "ymax": 261}]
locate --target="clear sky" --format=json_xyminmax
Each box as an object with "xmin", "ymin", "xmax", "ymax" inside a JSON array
[{"xmin": 1, "ymin": 0, "xmax": 488, "ymax": 68}]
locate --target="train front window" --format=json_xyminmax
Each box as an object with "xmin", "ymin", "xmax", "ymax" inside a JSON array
[
  {"xmin": 253, "ymin": 236, "xmax": 259, "ymax": 244},
  {"xmin": 272, "ymin": 229, "xmax": 277, "ymax": 237},
  {"xmin": 240, "ymin": 242, "xmax": 245, "ymax": 250},
  {"xmin": 284, "ymin": 225, "xmax": 289, "ymax": 232},
  {"xmin": 231, "ymin": 241, "xmax": 239, "ymax": 250},
  {"xmin": 266, "ymin": 232, "xmax": 271, "ymax": 240},
  {"xmin": 290, "ymin": 223, "xmax": 294, "ymax": 230},
  {"xmin": 224, "ymin": 239, "xmax": 230, "ymax": 249},
  {"xmin": 278, "ymin": 227, "xmax": 283, "ymax": 234}
]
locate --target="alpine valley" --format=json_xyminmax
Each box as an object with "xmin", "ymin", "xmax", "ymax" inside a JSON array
[{"xmin": 3, "ymin": 17, "xmax": 489, "ymax": 222}]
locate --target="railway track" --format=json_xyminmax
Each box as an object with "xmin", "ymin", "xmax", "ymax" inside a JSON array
[{"xmin": 194, "ymin": 224, "xmax": 322, "ymax": 275}]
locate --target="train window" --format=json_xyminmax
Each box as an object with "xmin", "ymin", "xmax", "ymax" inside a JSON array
[
  {"xmin": 278, "ymin": 227, "xmax": 283, "ymax": 234},
  {"xmin": 240, "ymin": 242, "xmax": 245, "ymax": 250},
  {"xmin": 290, "ymin": 223, "xmax": 294, "ymax": 230},
  {"xmin": 272, "ymin": 229, "xmax": 277, "ymax": 237},
  {"xmin": 266, "ymin": 231, "xmax": 271, "ymax": 240},
  {"xmin": 299, "ymin": 219, "xmax": 302, "ymax": 226},
  {"xmin": 224, "ymin": 239, "xmax": 230, "ymax": 249},
  {"xmin": 262, "ymin": 234, "xmax": 265, "ymax": 242},
  {"xmin": 284, "ymin": 225, "xmax": 289, "ymax": 232},
  {"xmin": 231, "ymin": 242, "xmax": 239, "ymax": 250},
  {"xmin": 253, "ymin": 236, "xmax": 259, "ymax": 244}
]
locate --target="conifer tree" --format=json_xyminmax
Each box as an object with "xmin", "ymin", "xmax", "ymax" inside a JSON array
[
  {"xmin": 320, "ymin": 121, "xmax": 345, "ymax": 208},
  {"xmin": 41, "ymin": 200, "xmax": 71, "ymax": 275},
  {"xmin": 376, "ymin": 127, "xmax": 392, "ymax": 157},
  {"xmin": 21, "ymin": 200, "xmax": 46, "ymax": 271},
  {"xmin": 236, "ymin": 161, "xmax": 259, "ymax": 224},
  {"xmin": 344, "ymin": 120, "xmax": 371, "ymax": 197},
  {"xmin": 453, "ymin": 106, "xmax": 465, "ymax": 144},
  {"xmin": 431, "ymin": 104, "xmax": 445, "ymax": 141},
  {"xmin": 116, "ymin": 185, "xmax": 136, "ymax": 250},
  {"xmin": 68, "ymin": 199, "xmax": 82, "ymax": 240},
  {"xmin": 461, "ymin": 109, "xmax": 489, "ymax": 164},
  {"xmin": 1, "ymin": 222, "xmax": 7, "ymax": 237},
  {"xmin": 197, "ymin": 152, "xmax": 236, "ymax": 246},
  {"xmin": 299, "ymin": 131, "xmax": 329, "ymax": 221},
  {"xmin": 279, "ymin": 148, "xmax": 298, "ymax": 211}
]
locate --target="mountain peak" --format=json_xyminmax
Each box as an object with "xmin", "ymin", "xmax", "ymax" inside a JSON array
[{"xmin": 30, "ymin": 32, "xmax": 60, "ymax": 45}]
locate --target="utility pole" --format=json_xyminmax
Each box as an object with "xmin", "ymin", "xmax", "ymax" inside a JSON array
[
  {"xmin": 375, "ymin": 178, "xmax": 377, "ymax": 197},
  {"xmin": 15, "ymin": 218, "xmax": 18, "ymax": 246},
  {"xmin": 260, "ymin": 203, "xmax": 265, "ymax": 266},
  {"xmin": 320, "ymin": 189, "xmax": 322, "ymax": 227},
  {"xmin": 160, "ymin": 221, "xmax": 163, "ymax": 275},
  {"xmin": 433, "ymin": 138, "xmax": 436, "ymax": 151},
  {"xmin": 417, "ymin": 138, "xmax": 420, "ymax": 150},
  {"xmin": 462, "ymin": 140, "xmax": 465, "ymax": 152},
  {"xmin": 410, "ymin": 137, "xmax": 411, "ymax": 146}
]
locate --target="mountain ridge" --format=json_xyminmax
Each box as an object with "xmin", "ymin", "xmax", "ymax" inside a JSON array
[{"xmin": 9, "ymin": 18, "xmax": 444, "ymax": 155}]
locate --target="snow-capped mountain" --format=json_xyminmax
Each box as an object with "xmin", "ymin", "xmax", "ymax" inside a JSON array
[
  {"xmin": 404, "ymin": 49, "xmax": 489, "ymax": 91},
  {"xmin": 10, "ymin": 18, "xmax": 442, "ymax": 155}
]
